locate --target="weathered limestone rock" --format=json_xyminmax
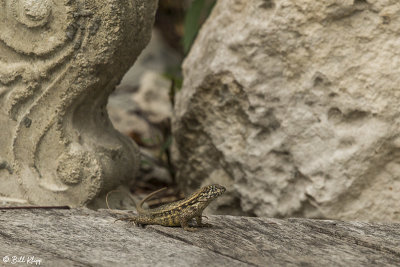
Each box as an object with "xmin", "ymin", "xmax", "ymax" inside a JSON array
[
  {"xmin": 0, "ymin": 0, "xmax": 158, "ymax": 206},
  {"xmin": 173, "ymin": 0, "xmax": 400, "ymax": 220}
]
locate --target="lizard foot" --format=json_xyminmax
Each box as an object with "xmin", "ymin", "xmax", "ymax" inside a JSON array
[{"xmin": 115, "ymin": 217, "xmax": 139, "ymax": 226}]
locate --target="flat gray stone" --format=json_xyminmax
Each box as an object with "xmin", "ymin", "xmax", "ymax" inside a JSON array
[{"xmin": 0, "ymin": 208, "xmax": 399, "ymax": 266}]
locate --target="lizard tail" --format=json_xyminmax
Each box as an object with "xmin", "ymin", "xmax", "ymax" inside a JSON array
[
  {"xmin": 136, "ymin": 187, "xmax": 167, "ymax": 213},
  {"xmin": 106, "ymin": 189, "xmax": 122, "ymax": 210},
  {"xmin": 106, "ymin": 189, "xmax": 135, "ymax": 211}
]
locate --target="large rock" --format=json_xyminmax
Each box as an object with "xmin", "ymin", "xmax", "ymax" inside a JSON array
[
  {"xmin": 0, "ymin": 0, "xmax": 157, "ymax": 206},
  {"xmin": 173, "ymin": 0, "xmax": 400, "ymax": 220}
]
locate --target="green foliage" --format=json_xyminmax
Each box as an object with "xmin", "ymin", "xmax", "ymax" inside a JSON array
[
  {"xmin": 163, "ymin": 70, "xmax": 183, "ymax": 104},
  {"xmin": 159, "ymin": 135, "xmax": 173, "ymax": 159},
  {"xmin": 183, "ymin": 0, "xmax": 216, "ymax": 55}
]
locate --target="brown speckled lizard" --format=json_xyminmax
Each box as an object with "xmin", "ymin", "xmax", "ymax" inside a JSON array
[{"xmin": 116, "ymin": 184, "xmax": 226, "ymax": 231}]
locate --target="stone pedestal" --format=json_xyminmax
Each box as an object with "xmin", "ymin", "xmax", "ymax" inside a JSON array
[{"xmin": 0, "ymin": 0, "xmax": 158, "ymax": 206}]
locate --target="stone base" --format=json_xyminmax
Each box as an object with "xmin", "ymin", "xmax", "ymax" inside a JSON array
[{"xmin": 0, "ymin": 0, "xmax": 158, "ymax": 206}]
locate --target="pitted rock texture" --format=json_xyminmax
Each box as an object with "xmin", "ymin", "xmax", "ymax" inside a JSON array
[
  {"xmin": 0, "ymin": 0, "xmax": 157, "ymax": 206},
  {"xmin": 172, "ymin": 0, "xmax": 400, "ymax": 220}
]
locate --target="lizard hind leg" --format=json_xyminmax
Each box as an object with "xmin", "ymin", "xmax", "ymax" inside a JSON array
[
  {"xmin": 115, "ymin": 216, "xmax": 142, "ymax": 227},
  {"xmin": 116, "ymin": 215, "xmax": 156, "ymax": 228}
]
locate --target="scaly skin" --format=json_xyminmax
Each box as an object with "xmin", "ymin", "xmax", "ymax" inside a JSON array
[{"xmin": 117, "ymin": 184, "xmax": 226, "ymax": 231}]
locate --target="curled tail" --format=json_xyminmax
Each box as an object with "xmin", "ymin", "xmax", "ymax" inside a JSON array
[
  {"xmin": 106, "ymin": 187, "xmax": 167, "ymax": 214},
  {"xmin": 136, "ymin": 187, "xmax": 167, "ymax": 213}
]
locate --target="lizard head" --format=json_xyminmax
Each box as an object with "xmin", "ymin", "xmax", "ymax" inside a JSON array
[{"xmin": 197, "ymin": 184, "xmax": 226, "ymax": 202}]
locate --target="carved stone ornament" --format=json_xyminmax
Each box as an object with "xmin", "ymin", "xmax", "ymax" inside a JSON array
[{"xmin": 0, "ymin": 0, "xmax": 158, "ymax": 206}]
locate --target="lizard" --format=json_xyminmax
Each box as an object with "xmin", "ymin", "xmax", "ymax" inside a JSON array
[{"xmin": 114, "ymin": 184, "xmax": 226, "ymax": 231}]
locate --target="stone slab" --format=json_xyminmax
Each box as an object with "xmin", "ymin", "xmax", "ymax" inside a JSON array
[{"xmin": 0, "ymin": 208, "xmax": 399, "ymax": 266}]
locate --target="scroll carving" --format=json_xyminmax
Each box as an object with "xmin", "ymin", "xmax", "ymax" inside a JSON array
[{"xmin": 0, "ymin": 0, "xmax": 157, "ymax": 206}]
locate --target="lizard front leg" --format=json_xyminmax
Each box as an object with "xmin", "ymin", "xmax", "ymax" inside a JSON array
[
  {"xmin": 179, "ymin": 216, "xmax": 198, "ymax": 231},
  {"xmin": 195, "ymin": 215, "xmax": 212, "ymax": 228}
]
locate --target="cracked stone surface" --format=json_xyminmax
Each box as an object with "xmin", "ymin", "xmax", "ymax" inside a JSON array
[
  {"xmin": 0, "ymin": 0, "xmax": 158, "ymax": 207},
  {"xmin": 172, "ymin": 0, "xmax": 400, "ymax": 221},
  {"xmin": 0, "ymin": 209, "xmax": 400, "ymax": 266}
]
